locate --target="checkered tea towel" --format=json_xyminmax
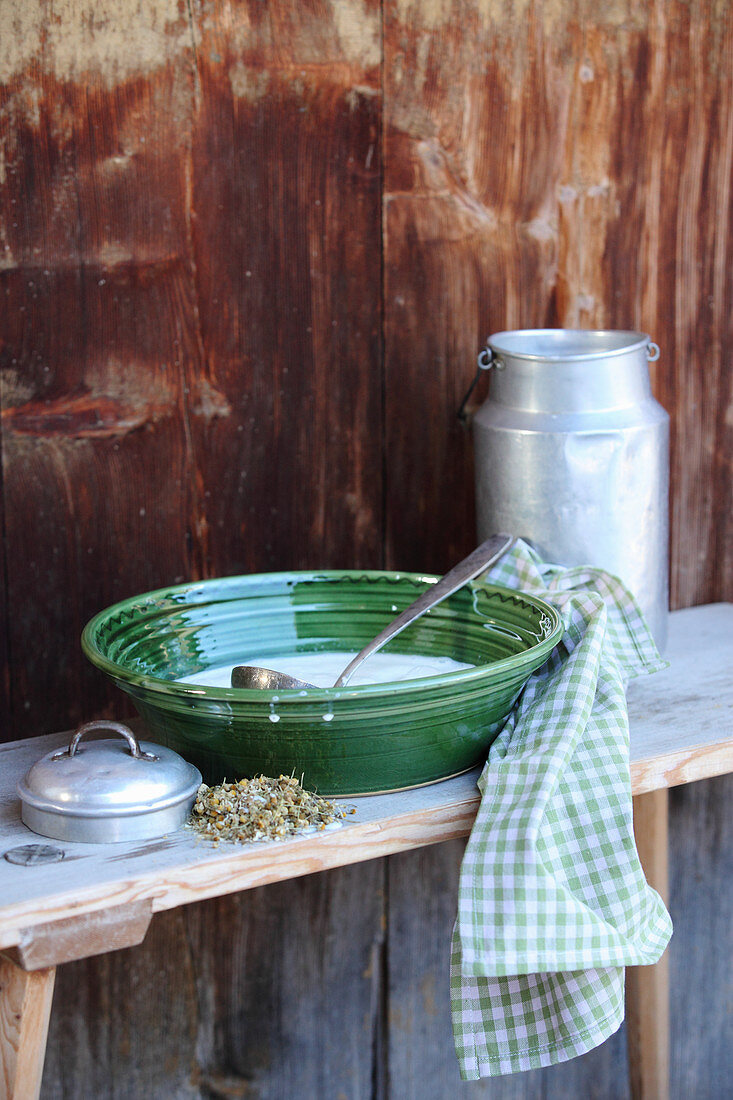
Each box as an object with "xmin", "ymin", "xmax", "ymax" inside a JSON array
[{"xmin": 451, "ymin": 541, "xmax": 673, "ymax": 1079}]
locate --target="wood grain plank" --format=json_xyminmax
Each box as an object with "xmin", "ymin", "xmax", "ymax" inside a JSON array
[
  {"xmin": 626, "ymin": 789, "xmax": 670, "ymax": 1100},
  {"xmin": 181, "ymin": 864, "xmax": 384, "ymax": 1100},
  {"xmin": 173, "ymin": 5, "xmax": 386, "ymax": 1097},
  {"xmin": 0, "ymin": 957, "xmax": 55, "ymax": 1100},
  {"xmin": 594, "ymin": 0, "xmax": 733, "ymax": 613},
  {"xmin": 8, "ymin": 900, "xmax": 152, "ymax": 972},
  {"xmin": 0, "ymin": 8, "xmax": 220, "ymax": 1098},
  {"xmin": 383, "ymin": 0, "xmax": 571, "ymax": 572},
  {"xmin": 0, "ymin": 8, "xmax": 205, "ymax": 742},
  {"xmin": 668, "ymin": 774, "xmax": 733, "ymax": 1097},
  {"xmin": 386, "ymin": 840, "xmax": 473, "ymax": 1100},
  {"xmin": 186, "ymin": 0, "xmax": 384, "ymax": 576}
]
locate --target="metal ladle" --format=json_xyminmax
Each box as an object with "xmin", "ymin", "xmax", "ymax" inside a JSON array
[{"xmin": 230, "ymin": 533, "xmax": 515, "ymax": 692}]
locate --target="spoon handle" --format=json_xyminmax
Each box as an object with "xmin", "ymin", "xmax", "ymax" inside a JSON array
[{"xmin": 333, "ymin": 533, "xmax": 515, "ymax": 688}]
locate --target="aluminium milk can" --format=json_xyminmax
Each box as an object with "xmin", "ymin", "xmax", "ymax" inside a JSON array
[{"xmin": 466, "ymin": 329, "xmax": 669, "ymax": 650}]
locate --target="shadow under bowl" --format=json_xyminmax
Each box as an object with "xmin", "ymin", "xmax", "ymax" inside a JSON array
[{"xmin": 81, "ymin": 570, "xmax": 563, "ymax": 796}]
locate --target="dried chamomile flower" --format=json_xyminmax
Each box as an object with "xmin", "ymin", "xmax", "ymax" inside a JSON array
[{"xmin": 188, "ymin": 774, "xmax": 355, "ymax": 844}]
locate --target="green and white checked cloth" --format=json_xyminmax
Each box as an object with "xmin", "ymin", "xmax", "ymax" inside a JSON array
[{"xmin": 451, "ymin": 540, "xmax": 673, "ymax": 1079}]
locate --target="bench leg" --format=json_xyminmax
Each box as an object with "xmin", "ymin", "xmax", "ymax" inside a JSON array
[
  {"xmin": 0, "ymin": 956, "xmax": 56, "ymax": 1100},
  {"xmin": 626, "ymin": 788, "xmax": 670, "ymax": 1100}
]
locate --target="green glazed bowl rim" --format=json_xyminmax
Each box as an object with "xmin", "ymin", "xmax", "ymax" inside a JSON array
[{"xmin": 81, "ymin": 570, "xmax": 564, "ymax": 704}]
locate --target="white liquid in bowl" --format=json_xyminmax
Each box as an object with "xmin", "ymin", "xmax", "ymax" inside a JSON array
[{"xmin": 178, "ymin": 650, "xmax": 473, "ymax": 689}]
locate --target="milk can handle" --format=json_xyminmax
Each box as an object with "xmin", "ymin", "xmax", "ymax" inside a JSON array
[{"xmin": 457, "ymin": 345, "xmax": 505, "ymax": 424}]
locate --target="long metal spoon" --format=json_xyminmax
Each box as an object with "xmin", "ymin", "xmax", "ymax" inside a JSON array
[{"xmin": 230, "ymin": 533, "xmax": 515, "ymax": 692}]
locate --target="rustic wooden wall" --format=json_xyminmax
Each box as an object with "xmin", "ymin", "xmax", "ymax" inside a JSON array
[{"xmin": 0, "ymin": 0, "xmax": 730, "ymax": 1097}]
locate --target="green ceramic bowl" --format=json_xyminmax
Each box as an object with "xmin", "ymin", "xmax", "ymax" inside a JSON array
[{"xmin": 81, "ymin": 571, "xmax": 562, "ymax": 795}]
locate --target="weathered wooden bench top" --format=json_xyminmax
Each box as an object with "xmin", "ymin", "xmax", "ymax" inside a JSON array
[{"xmin": 0, "ymin": 602, "xmax": 730, "ymax": 966}]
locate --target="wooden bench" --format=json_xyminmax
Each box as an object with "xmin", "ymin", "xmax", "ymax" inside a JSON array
[{"xmin": 1, "ymin": 603, "xmax": 731, "ymax": 1100}]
